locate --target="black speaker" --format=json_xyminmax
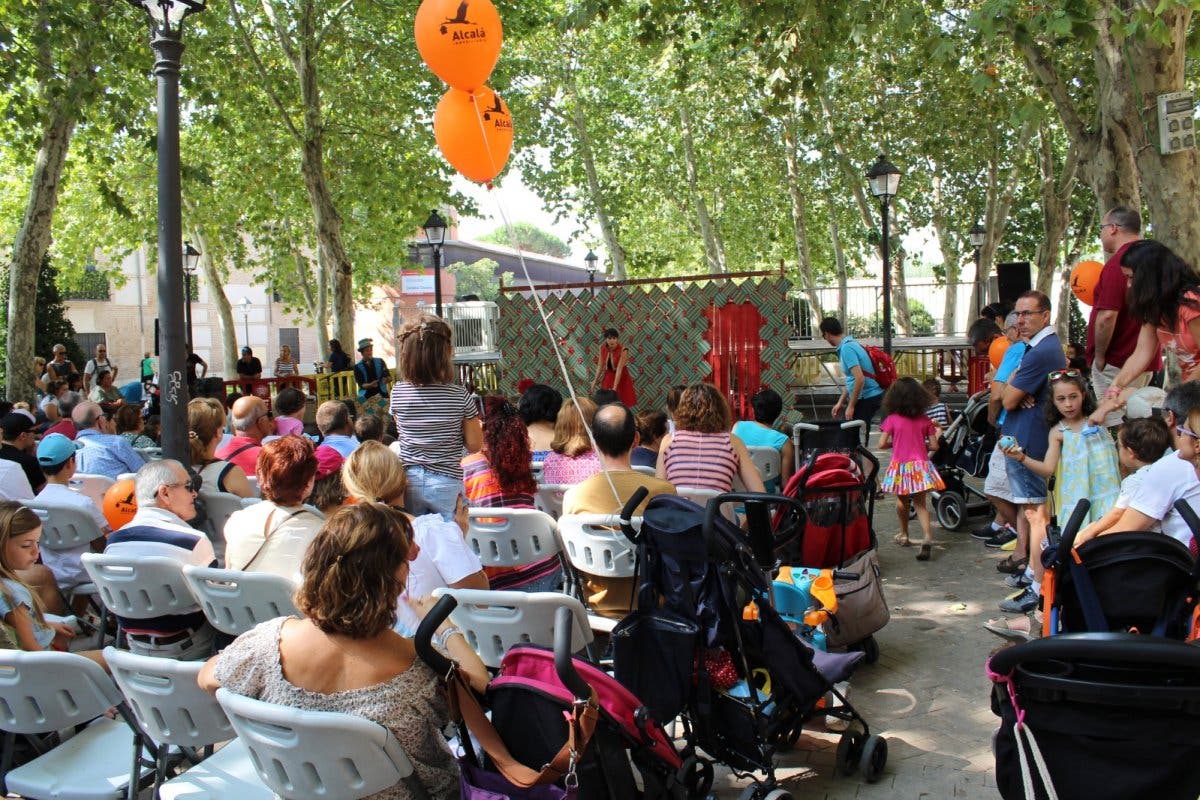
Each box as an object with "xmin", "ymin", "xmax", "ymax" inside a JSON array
[{"xmin": 996, "ymin": 261, "xmax": 1032, "ymax": 305}]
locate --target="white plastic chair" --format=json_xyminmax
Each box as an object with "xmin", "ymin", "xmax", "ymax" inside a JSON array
[
  {"xmin": 245, "ymin": 476, "xmax": 260, "ymax": 498},
  {"xmin": 135, "ymin": 447, "xmax": 163, "ymax": 461},
  {"xmin": 431, "ymin": 587, "xmax": 592, "ymax": 669},
  {"xmin": 0, "ymin": 650, "xmax": 152, "ymax": 800},
  {"xmin": 103, "ymin": 648, "xmax": 272, "ymax": 800},
  {"xmin": 746, "ymin": 446, "xmax": 782, "ymax": 488},
  {"xmin": 556, "ymin": 514, "xmax": 640, "ymax": 634},
  {"xmin": 23, "ymin": 500, "xmax": 106, "ymax": 552},
  {"xmin": 530, "ymin": 460, "xmax": 544, "ymax": 483},
  {"xmin": 181, "ymin": 566, "xmax": 300, "ymax": 636},
  {"xmin": 198, "ymin": 490, "xmax": 249, "ymax": 563},
  {"xmin": 70, "ymin": 472, "xmax": 116, "ymax": 509},
  {"xmin": 534, "ymin": 483, "xmax": 570, "ymax": 519},
  {"xmin": 216, "ymin": 688, "xmax": 429, "ymax": 800},
  {"xmin": 465, "ymin": 508, "xmax": 564, "ymax": 571},
  {"xmin": 631, "ymin": 464, "xmax": 657, "ymax": 476},
  {"xmin": 675, "ymin": 486, "xmax": 721, "ymax": 510}
]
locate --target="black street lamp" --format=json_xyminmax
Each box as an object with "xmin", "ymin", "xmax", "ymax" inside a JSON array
[
  {"xmin": 866, "ymin": 154, "xmax": 902, "ymax": 355},
  {"xmin": 969, "ymin": 222, "xmax": 987, "ymax": 309},
  {"xmin": 126, "ymin": 0, "xmax": 204, "ymax": 466},
  {"xmin": 182, "ymin": 241, "xmax": 200, "ymax": 347},
  {"xmin": 585, "ymin": 250, "xmax": 598, "ymax": 298},
  {"xmin": 422, "ymin": 210, "xmax": 447, "ymax": 318}
]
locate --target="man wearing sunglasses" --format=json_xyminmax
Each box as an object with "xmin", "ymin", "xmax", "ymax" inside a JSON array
[
  {"xmin": 1087, "ymin": 206, "xmax": 1160, "ymax": 427},
  {"xmin": 995, "ymin": 291, "xmax": 1067, "ymax": 612}
]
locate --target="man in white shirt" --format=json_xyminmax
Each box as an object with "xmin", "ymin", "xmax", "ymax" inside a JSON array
[
  {"xmin": 82, "ymin": 343, "xmax": 118, "ymax": 391},
  {"xmin": 0, "ymin": 459, "xmax": 33, "ymax": 502},
  {"xmin": 34, "ymin": 434, "xmax": 111, "ymax": 610}
]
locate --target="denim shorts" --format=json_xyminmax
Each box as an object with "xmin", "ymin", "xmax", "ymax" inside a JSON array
[
  {"xmin": 404, "ymin": 465, "xmax": 464, "ymax": 521},
  {"xmin": 1005, "ymin": 457, "xmax": 1048, "ymax": 504}
]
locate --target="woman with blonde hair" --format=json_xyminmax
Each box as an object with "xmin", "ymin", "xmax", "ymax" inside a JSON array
[
  {"xmin": 388, "ymin": 314, "xmax": 482, "ymax": 519},
  {"xmin": 541, "ymin": 396, "xmax": 599, "ymax": 484},
  {"xmin": 188, "ymin": 397, "xmax": 253, "ymax": 498},
  {"xmin": 343, "ymin": 441, "xmax": 487, "ymax": 634},
  {"xmin": 658, "ymin": 383, "xmax": 765, "ymax": 493},
  {"xmin": 200, "ymin": 503, "xmax": 488, "ymax": 799}
]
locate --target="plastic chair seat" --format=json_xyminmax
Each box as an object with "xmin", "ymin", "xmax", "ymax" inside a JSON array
[
  {"xmin": 5, "ymin": 718, "xmax": 146, "ymax": 800},
  {"xmin": 181, "ymin": 566, "xmax": 300, "ymax": 637},
  {"xmin": 431, "ymin": 588, "xmax": 591, "ymax": 669},
  {"xmin": 465, "ymin": 508, "xmax": 563, "ymax": 570},
  {"xmin": 158, "ymin": 739, "xmax": 274, "ymax": 800},
  {"xmin": 557, "ymin": 514, "xmax": 638, "ymax": 579}
]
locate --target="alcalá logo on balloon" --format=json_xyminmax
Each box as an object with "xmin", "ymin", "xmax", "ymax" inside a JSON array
[
  {"xmin": 482, "ymin": 94, "xmax": 508, "ymax": 124},
  {"xmin": 439, "ymin": 0, "xmax": 487, "ymax": 40}
]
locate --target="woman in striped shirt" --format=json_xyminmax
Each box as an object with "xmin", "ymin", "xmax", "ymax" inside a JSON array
[{"xmin": 658, "ymin": 383, "xmax": 765, "ymax": 494}]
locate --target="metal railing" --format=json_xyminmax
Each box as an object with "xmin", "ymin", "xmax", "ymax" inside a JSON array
[{"xmin": 792, "ymin": 281, "xmax": 980, "ymax": 338}]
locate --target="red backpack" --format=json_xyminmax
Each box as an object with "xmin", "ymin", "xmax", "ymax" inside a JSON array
[{"xmin": 862, "ymin": 345, "xmax": 897, "ymax": 389}]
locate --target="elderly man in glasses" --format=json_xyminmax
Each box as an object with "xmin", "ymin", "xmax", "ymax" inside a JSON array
[
  {"xmin": 992, "ymin": 291, "xmax": 1066, "ymax": 615},
  {"xmin": 71, "ymin": 401, "xmax": 146, "ymax": 480}
]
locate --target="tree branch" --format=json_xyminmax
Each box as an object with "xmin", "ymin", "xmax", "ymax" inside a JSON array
[
  {"xmin": 1016, "ymin": 38, "xmax": 1090, "ymax": 146},
  {"xmin": 261, "ymin": 0, "xmax": 300, "ymax": 68},
  {"xmin": 316, "ymin": 0, "xmax": 355, "ymax": 49},
  {"xmin": 228, "ymin": 0, "xmax": 302, "ymax": 141}
]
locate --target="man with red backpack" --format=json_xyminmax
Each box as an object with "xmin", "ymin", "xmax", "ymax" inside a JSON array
[{"xmin": 819, "ymin": 317, "xmax": 888, "ymax": 441}]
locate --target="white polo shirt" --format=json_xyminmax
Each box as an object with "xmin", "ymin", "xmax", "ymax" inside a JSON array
[{"xmin": 1126, "ymin": 449, "xmax": 1200, "ymax": 547}]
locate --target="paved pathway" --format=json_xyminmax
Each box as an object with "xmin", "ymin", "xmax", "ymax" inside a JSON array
[{"xmin": 712, "ymin": 481, "xmax": 1009, "ymax": 799}]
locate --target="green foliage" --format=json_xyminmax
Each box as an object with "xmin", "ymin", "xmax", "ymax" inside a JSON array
[
  {"xmin": 0, "ymin": 256, "xmax": 85, "ymax": 390},
  {"xmin": 478, "ymin": 223, "xmax": 571, "ymax": 259},
  {"xmin": 848, "ymin": 298, "xmax": 936, "ymax": 338},
  {"xmin": 445, "ymin": 259, "xmax": 513, "ymax": 302}
]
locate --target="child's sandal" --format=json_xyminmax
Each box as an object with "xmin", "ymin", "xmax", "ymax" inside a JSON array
[{"xmin": 893, "ymin": 533, "xmax": 911, "ymax": 547}]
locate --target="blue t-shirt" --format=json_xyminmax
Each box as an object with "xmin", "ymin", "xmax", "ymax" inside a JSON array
[
  {"xmin": 837, "ymin": 335, "xmax": 884, "ymax": 400},
  {"xmin": 0, "ymin": 578, "xmax": 54, "ymax": 648},
  {"xmin": 1000, "ymin": 331, "xmax": 1066, "ymax": 460},
  {"xmin": 993, "ymin": 342, "xmax": 1028, "ymax": 427}
]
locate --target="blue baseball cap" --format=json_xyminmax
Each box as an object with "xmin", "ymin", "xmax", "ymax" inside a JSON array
[{"xmin": 36, "ymin": 433, "xmax": 83, "ymax": 466}]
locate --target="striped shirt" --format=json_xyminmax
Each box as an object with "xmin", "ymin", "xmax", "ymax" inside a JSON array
[
  {"xmin": 389, "ymin": 382, "xmax": 480, "ymax": 480},
  {"xmin": 925, "ymin": 402, "xmax": 950, "ymax": 428},
  {"xmin": 663, "ymin": 430, "xmax": 739, "ymax": 492}
]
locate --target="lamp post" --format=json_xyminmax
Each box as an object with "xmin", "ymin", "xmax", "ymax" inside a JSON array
[
  {"xmin": 585, "ymin": 250, "xmax": 598, "ymax": 298},
  {"xmin": 182, "ymin": 241, "xmax": 200, "ymax": 347},
  {"xmin": 126, "ymin": 0, "xmax": 204, "ymax": 466},
  {"xmin": 866, "ymin": 154, "xmax": 902, "ymax": 355},
  {"xmin": 422, "ymin": 210, "xmax": 447, "ymax": 318},
  {"xmin": 969, "ymin": 222, "xmax": 987, "ymax": 310},
  {"xmin": 240, "ymin": 297, "xmax": 251, "ymax": 348}
]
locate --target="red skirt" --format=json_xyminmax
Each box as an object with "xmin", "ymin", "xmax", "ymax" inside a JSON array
[{"xmin": 602, "ymin": 366, "xmax": 637, "ymax": 407}]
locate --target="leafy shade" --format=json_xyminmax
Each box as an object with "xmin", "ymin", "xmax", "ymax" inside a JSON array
[
  {"xmin": 477, "ymin": 222, "xmax": 571, "ymax": 259},
  {"xmin": 446, "ymin": 259, "xmax": 513, "ymax": 302},
  {"xmin": 0, "ymin": 256, "xmax": 85, "ymax": 389}
]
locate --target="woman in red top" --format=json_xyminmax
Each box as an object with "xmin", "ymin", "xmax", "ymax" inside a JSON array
[
  {"xmin": 591, "ymin": 328, "xmax": 637, "ymax": 407},
  {"xmin": 1092, "ymin": 241, "xmax": 1200, "ymax": 424}
]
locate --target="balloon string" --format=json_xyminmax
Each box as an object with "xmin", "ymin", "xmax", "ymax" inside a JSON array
[{"xmin": 470, "ymin": 95, "xmax": 623, "ymax": 509}]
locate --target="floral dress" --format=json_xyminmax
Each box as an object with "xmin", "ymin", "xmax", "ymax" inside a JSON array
[{"xmin": 1053, "ymin": 423, "xmax": 1121, "ymax": 524}]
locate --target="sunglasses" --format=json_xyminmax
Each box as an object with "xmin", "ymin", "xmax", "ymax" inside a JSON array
[
  {"xmin": 1048, "ymin": 369, "xmax": 1083, "ymax": 381},
  {"xmin": 1014, "ymin": 309, "xmax": 1049, "ymax": 318},
  {"xmin": 1176, "ymin": 425, "xmax": 1200, "ymax": 441}
]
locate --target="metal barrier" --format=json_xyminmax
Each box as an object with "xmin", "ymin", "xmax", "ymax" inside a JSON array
[{"xmin": 221, "ymin": 376, "xmax": 318, "ymax": 411}]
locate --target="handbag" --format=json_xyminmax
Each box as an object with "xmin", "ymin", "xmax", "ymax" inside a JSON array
[
  {"xmin": 611, "ymin": 607, "xmax": 700, "ymax": 723},
  {"xmin": 458, "ymin": 760, "xmax": 573, "ymax": 800}
]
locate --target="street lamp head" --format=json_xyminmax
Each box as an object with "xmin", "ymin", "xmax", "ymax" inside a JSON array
[
  {"xmin": 584, "ymin": 249, "xmax": 598, "ymax": 277},
  {"xmin": 422, "ymin": 210, "xmax": 448, "ymax": 248},
  {"xmin": 866, "ymin": 154, "xmax": 901, "ymax": 201},
  {"xmin": 182, "ymin": 241, "xmax": 201, "ymax": 274},
  {"xmin": 240, "ymin": 297, "xmax": 251, "ymax": 311},
  {"xmin": 126, "ymin": 0, "xmax": 204, "ymax": 31},
  {"xmin": 968, "ymin": 222, "xmax": 986, "ymax": 249}
]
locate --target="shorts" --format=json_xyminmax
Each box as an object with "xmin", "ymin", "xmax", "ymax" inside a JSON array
[
  {"xmin": 1005, "ymin": 457, "xmax": 1048, "ymax": 505},
  {"xmin": 1091, "ymin": 363, "xmax": 1152, "ymax": 427},
  {"xmin": 983, "ymin": 443, "xmax": 1015, "ymax": 502}
]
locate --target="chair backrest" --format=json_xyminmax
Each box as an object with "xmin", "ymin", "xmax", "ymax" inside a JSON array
[
  {"xmin": 182, "ymin": 565, "xmax": 300, "ymax": 636},
  {"xmin": 0, "ymin": 650, "xmax": 125, "ymax": 734},
  {"xmin": 216, "ymin": 688, "xmax": 420, "ymax": 800},
  {"xmin": 199, "ymin": 490, "xmax": 250, "ymax": 562},
  {"xmin": 23, "ymin": 500, "xmax": 106, "ymax": 550},
  {"xmin": 746, "ymin": 446, "xmax": 782, "ymax": 486},
  {"xmin": 104, "ymin": 647, "xmax": 234, "ymax": 748},
  {"xmin": 82, "ymin": 553, "xmax": 195, "ymax": 620},
  {"xmin": 530, "ymin": 460, "xmax": 544, "ymax": 483},
  {"xmin": 70, "ymin": 473, "xmax": 115, "ymax": 509},
  {"xmin": 534, "ymin": 483, "xmax": 569, "ymax": 519},
  {"xmin": 245, "ymin": 476, "xmax": 261, "ymax": 498},
  {"xmin": 674, "ymin": 486, "xmax": 721, "ymax": 510},
  {"xmin": 431, "ymin": 587, "xmax": 592, "ymax": 669},
  {"xmin": 556, "ymin": 514, "xmax": 639, "ymax": 579},
  {"xmin": 465, "ymin": 508, "xmax": 562, "ymax": 569},
  {"xmin": 136, "ymin": 447, "xmax": 163, "ymax": 461},
  {"xmin": 631, "ymin": 464, "xmax": 656, "ymax": 476}
]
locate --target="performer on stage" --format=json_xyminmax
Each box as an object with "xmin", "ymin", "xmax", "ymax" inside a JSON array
[{"xmin": 591, "ymin": 327, "xmax": 637, "ymax": 407}]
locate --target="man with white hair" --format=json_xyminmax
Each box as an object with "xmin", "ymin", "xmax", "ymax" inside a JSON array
[
  {"xmin": 216, "ymin": 395, "xmax": 274, "ymax": 476},
  {"xmin": 72, "ymin": 401, "xmax": 145, "ymax": 479},
  {"xmin": 103, "ymin": 460, "xmax": 216, "ymax": 654},
  {"xmin": 315, "ymin": 400, "xmax": 358, "ymax": 458}
]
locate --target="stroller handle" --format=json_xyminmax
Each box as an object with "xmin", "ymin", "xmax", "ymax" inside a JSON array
[
  {"xmin": 1053, "ymin": 498, "xmax": 1093, "ymax": 562},
  {"xmin": 554, "ymin": 606, "xmax": 592, "ymax": 701},
  {"xmin": 415, "ymin": 593, "xmax": 458, "ymax": 677},
  {"xmin": 620, "ymin": 487, "xmax": 650, "ymax": 541}
]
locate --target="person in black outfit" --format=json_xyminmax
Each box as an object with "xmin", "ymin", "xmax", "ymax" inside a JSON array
[
  {"xmin": 185, "ymin": 345, "xmax": 208, "ymax": 397},
  {"xmin": 354, "ymin": 339, "xmax": 390, "ymax": 401},
  {"xmin": 327, "ymin": 339, "xmax": 352, "ymax": 373},
  {"xmin": 236, "ymin": 347, "xmax": 263, "ymax": 394},
  {"xmin": 0, "ymin": 413, "xmax": 45, "ymax": 493}
]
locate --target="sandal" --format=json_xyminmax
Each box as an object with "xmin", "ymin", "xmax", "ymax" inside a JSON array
[
  {"xmin": 995, "ymin": 554, "xmax": 1029, "ymax": 574},
  {"xmin": 983, "ymin": 615, "xmax": 1035, "ymax": 642},
  {"xmin": 893, "ymin": 533, "xmax": 911, "ymax": 547},
  {"xmin": 916, "ymin": 543, "xmax": 932, "ymax": 561}
]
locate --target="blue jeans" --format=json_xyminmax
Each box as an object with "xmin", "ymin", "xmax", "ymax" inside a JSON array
[
  {"xmin": 1005, "ymin": 457, "xmax": 1048, "ymax": 505},
  {"xmin": 404, "ymin": 466, "xmax": 463, "ymax": 521}
]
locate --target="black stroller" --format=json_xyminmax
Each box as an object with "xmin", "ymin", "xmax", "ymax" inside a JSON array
[
  {"xmin": 929, "ymin": 388, "xmax": 995, "ymax": 530},
  {"xmin": 988, "ymin": 633, "xmax": 1200, "ymax": 800},
  {"xmin": 612, "ymin": 488, "xmax": 888, "ymax": 798}
]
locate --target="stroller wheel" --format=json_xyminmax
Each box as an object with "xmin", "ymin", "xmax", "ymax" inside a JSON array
[
  {"xmin": 935, "ymin": 491, "xmax": 967, "ymax": 530},
  {"xmin": 835, "ymin": 729, "xmax": 865, "ymax": 776},
  {"xmin": 858, "ymin": 734, "xmax": 888, "ymax": 782},
  {"xmin": 859, "ymin": 635, "xmax": 880, "ymax": 664},
  {"xmin": 736, "ymin": 786, "xmax": 759, "ymax": 800},
  {"xmin": 763, "ymin": 790, "xmax": 794, "ymax": 800},
  {"xmin": 676, "ymin": 755, "xmax": 713, "ymax": 798},
  {"xmin": 770, "ymin": 721, "xmax": 803, "ymax": 751}
]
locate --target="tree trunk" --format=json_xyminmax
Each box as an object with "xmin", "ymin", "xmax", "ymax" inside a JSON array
[
  {"xmin": 1033, "ymin": 125, "xmax": 1079, "ymax": 296},
  {"xmin": 891, "ymin": 246, "xmax": 913, "ymax": 336},
  {"xmin": 782, "ymin": 118, "xmax": 823, "ymax": 319},
  {"xmin": 827, "ymin": 201, "xmax": 849, "ymax": 324},
  {"xmin": 6, "ymin": 105, "xmax": 75, "ymax": 404},
  {"xmin": 566, "ymin": 80, "xmax": 627, "ymax": 279},
  {"xmin": 185, "ymin": 221, "xmax": 239, "ymax": 375},
  {"xmin": 928, "ymin": 172, "xmax": 960, "ymax": 334},
  {"xmin": 677, "ymin": 102, "xmax": 725, "ymax": 274}
]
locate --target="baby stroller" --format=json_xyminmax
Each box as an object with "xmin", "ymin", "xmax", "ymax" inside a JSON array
[
  {"xmin": 988, "ymin": 632, "xmax": 1200, "ymax": 800},
  {"xmin": 1038, "ymin": 498, "xmax": 1200, "ymax": 639},
  {"xmin": 928, "ymin": 388, "xmax": 995, "ymax": 530},
  {"xmin": 416, "ymin": 597, "xmax": 697, "ymax": 800},
  {"xmin": 775, "ymin": 445, "xmax": 888, "ymax": 663},
  {"xmin": 612, "ymin": 489, "xmax": 888, "ymax": 798}
]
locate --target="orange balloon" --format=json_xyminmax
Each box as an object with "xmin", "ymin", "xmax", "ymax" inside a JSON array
[
  {"xmin": 434, "ymin": 87, "xmax": 513, "ymax": 183},
  {"xmin": 989, "ymin": 335, "xmax": 1011, "ymax": 369},
  {"xmin": 102, "ymin": 478, "xmax": 138, "ymax": 530},
  {"xmin": 415, "ymin": 0, "xmax": 503, "ymax": 92},
  {"xmin": 1070, "ymin": 260, "xmax": 1104, "ymax": 306}
]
